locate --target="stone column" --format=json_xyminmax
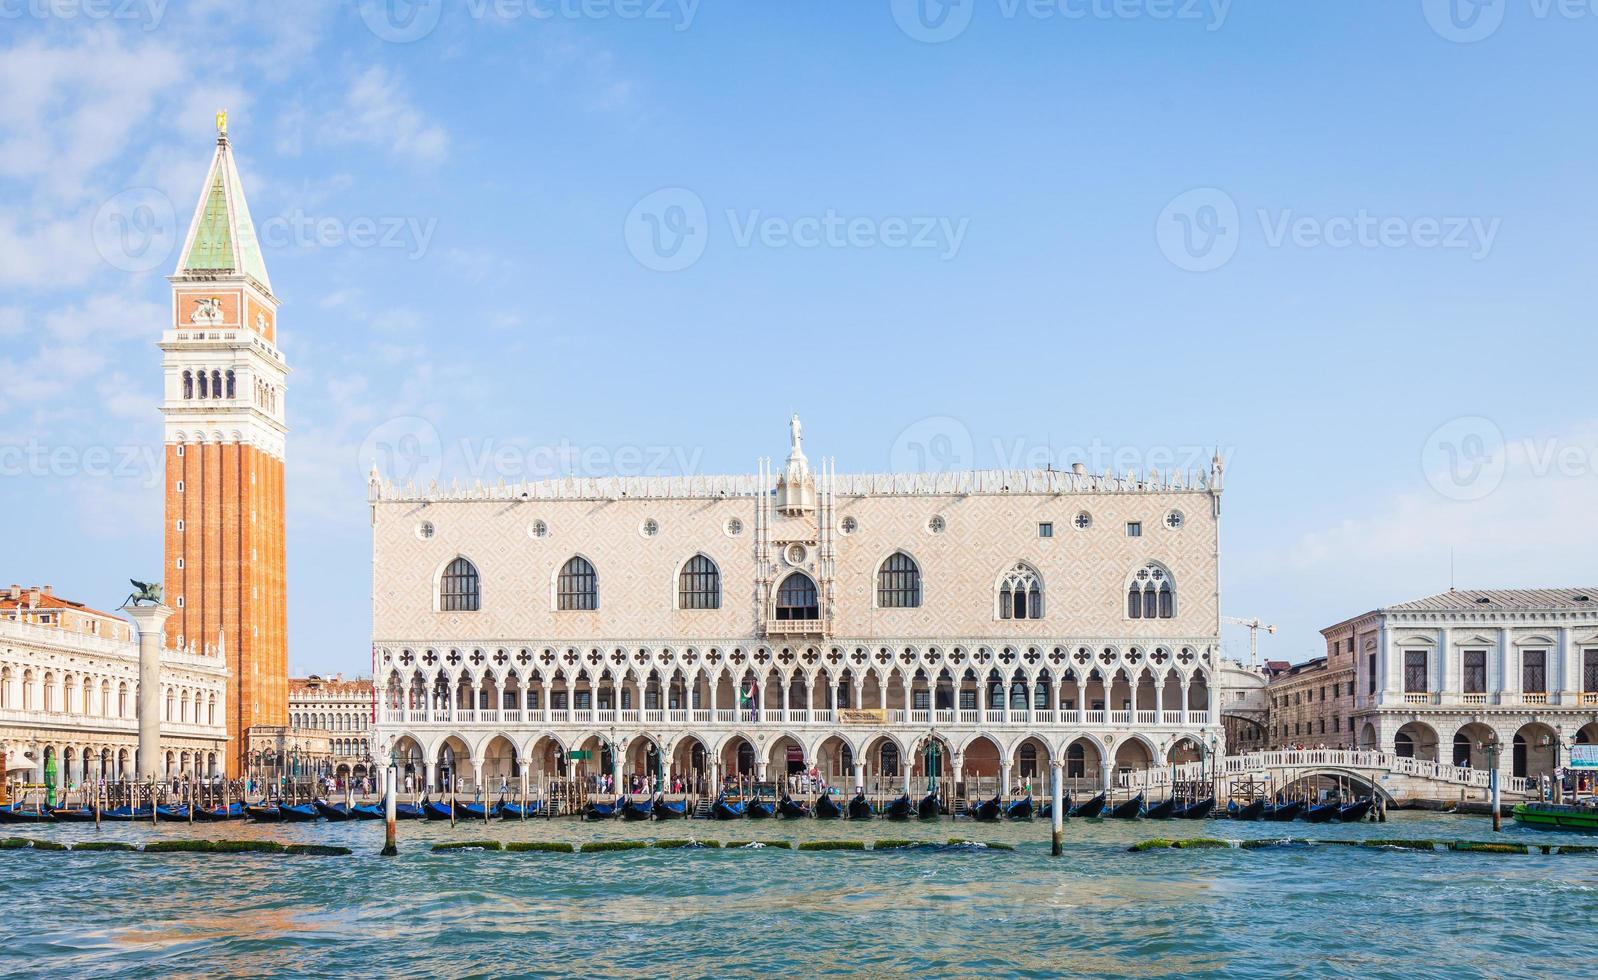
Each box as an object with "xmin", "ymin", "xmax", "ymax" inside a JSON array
[
  {"xmin": 1099, "ymin": 760, "xmax": 1114, "ymax": 794},
  {"xmin": 999, "ymin": 761, "xmax": 1012, "ymax": 802},
  {"xmin": 122, "ymin": 603, "xmax": 173, "ymax": 782},
  {"xmin": 852, "ymin": 761, "xmax": 865, "ymax": 792},
  {"xmin": 1179, "ymin": 679, "xmax": 1190, "ymax": 726}
]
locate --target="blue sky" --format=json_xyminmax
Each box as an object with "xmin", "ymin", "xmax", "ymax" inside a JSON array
[{"xmin": 2, "ymin": 1, "xmax": 1594, "ymax": 676}]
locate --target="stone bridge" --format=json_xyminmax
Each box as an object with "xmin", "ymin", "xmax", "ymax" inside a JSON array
[{"xmin": 1128, "ymin": 749, "xmax": 1537, "ymax": 804}]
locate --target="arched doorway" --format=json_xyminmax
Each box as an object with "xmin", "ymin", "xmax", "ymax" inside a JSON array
[
  {"xmin": 1394, "ymin": 721, "xmax": 1439, "ymax": 762},
  {"xmin": 1452, "ymin": 722, "xmax": 1498, "ymax": 769},
  {"xmin": 1513, "ymin": 722, "xmax": 1559, "ymax": 781}
]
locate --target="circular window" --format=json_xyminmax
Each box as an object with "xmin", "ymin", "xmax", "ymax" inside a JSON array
[
  {"xmin": 1074, "ymin": 512, "xmax": 1092, "ymax": 530},
  {"xmin": 840, "ymin": 516, "xmax": 857, "ymax": 535},
  {"xmin": 641, "ymin": 518, "xmax": 659, "ymax": 538},
  {"xmin": 528, "ymin": 520, "xmax": 548, "ymax": 539},
  {"xmin": 1165, "ymin": 510, "xmax": 1185, "ymax": 530},
  {"xmin": 417, "ymin": 521, "xmax": 435, "ymax": 540},
  {"xmin": 927, "ymin": 515, "xmax": 946, "ymax": 534},
  {"xmin": 725, "ymin": 517, "xmax": 744, "ymax": 537},
  {"xmin": 785, "ymin": 543, "xmax": 808, "ymax": 565}
]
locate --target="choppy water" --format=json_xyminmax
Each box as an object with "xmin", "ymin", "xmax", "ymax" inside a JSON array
[{"xmin": 0, "ymin": 811, "xmax": 1592, "ymax": 978}]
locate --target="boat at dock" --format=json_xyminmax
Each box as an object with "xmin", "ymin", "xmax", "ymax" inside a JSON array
[
  {"xmin": 747, "ymin": 798, "xmax": 777, "ymax": 819},
  {"xmin": 847, "ymin": 793, "xmax": 875, "ymax": 820},
  {"xmin": 1174, "ymin": 797, "xmax": 1216, "ymax": 820},
  {"xmin": 245, "ymin": 804, "xmax": 282, "ymax": 822},
  {"xmin": 1069, "ymin": 792, "xmax": 1107, "ymax": 819},
  {"xmin": 49, "ymin": 807, "xmax": 97, "ymax": 823},
  {"xmin": 500, "ymin": 801, "xmax": 543, "ymax": 819},
  {"xmin": 0, "ymin": 805, "xmax": 53, "ymax": 823},
  {"xmin": 1142, "ymin": 797, "xmax": 1176, "ymax": 820},
  {"xmin": 971, "ymin": 794, "xmax": 1002, "ymax": 822},
  {"xmin": 1006, "ymin": 796, "xmax": 1035, "ymax": 821},
  {"xmin": 885, "ymin": 794, "xmax": 915, "ymax": 820},
  {"xmin": 1303, "ymin": 801, "xmax": 1340, "ymax": 823},
  {"xmin": 395, "ymin": 801, "xmax": 426, "ymax": 820},
  {"xmin": 1262, "ymin": 800, "xmax": 1303, "ymax": 822},
  {"xmin": 585, "ymin": 798, "xmax": 623, "ymax": 820},
  {"xmin": 1336, "ymin": 800, "xmax": 1373, "ymax": 823},
  {"xmin": 314, "ymin": 800, "xmax": 355, "ymax": 821},
  {"xmin": 1109, "ymin": 794, "xmax": 1144, "ymax": 820},
  {"xmin": 655, "ymin": 798, "xmax": 688, "ymax": 820},
  {"xmin": 194, "ymin": 802, "xmax": 246, "ymax": 821},
  {"xmin": 777, "ymin": 796, "xmax": 811, "ymax": 819},
  {"xmin": 621, "ymin": 796, "xmax": 655, "ymax": 821},
  {"xmin": 349, "ymin": 802, "xmax": 385, "ymax": 820},
  {"xmin": 711, "ymin": 795, "xmax": 747, "ymax": 820},
  {"xmin": 279, "ymin": 803, "xmax": 321, "ymax": 822},
  {"xmin": 154, "ymin": 804, "xmax": 190, "ymax": 820},
  {"xmin": 814, "ymin": 793, "xmax": 844, "ymax": 819},
  {"xmin": 1512, "ymin": 802, "xmax": 1598, "ymax": 831},
  {"xmin": 1228, "ymin": 799, "xmax": 1266, "ymax": 821},
  {"xmin": 917, "ymin": 793, "xmax": 942, "ymax": 819}
]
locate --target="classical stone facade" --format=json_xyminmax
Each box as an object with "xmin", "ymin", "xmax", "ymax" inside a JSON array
[
  {"xmin": 0, "ymin": 586, "xmax": 228, "ymax": 784},
  {"xmin": 371, "ymin": 419, "xmax": 1227, "ymax": 796},
  {"xmin": 162, "ymin": 115, "xmax": 290, "ymax": 776},
  {"xmin": 1327, "ymin": 588, "xmax": 1598, "ymax": 784},
  {"xmin": 288, "ymin": 674, "xmax": 375, "ymax": 782},
  {"xmin": 1265, "ymin": 655, "xmax": 1358, "ymax": 750}
]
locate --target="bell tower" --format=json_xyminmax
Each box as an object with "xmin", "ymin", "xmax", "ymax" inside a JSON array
[{"xmin": 161, "ymin": 112, "xmax": 289, "ymax": 776}]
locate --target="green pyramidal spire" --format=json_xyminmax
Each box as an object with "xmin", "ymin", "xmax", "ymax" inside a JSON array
[{"xmin": 177, "ymin": 114, "xmax": 272, "ymax": 293}]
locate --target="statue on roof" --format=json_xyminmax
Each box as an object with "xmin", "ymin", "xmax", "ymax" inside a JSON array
[{"xmin": 789, "ymin": 413, "xmax": 803, "ymax": 452}]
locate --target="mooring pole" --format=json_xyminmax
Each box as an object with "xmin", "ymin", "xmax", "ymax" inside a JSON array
[
  {"xmin": 382, "ymin": 766, "xmax": 398, "ymax": 857},
  {"xmin": 1490, "ymin": 768, "xmax": 1501, "ymax": 832},
  {"xmin": 1050, "ymin": 762, "xmax": 1064, "ymax": 857}
]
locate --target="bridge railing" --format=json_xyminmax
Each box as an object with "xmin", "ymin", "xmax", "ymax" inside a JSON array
[{"xmin": 1126, "ymin": 750, "xmax": 1536, "ymax": 795}]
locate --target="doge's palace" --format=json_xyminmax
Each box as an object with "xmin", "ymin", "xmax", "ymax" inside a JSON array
[{"xmin": 370, "ymin": 419, "xmax": 1226, "ymax": 798}]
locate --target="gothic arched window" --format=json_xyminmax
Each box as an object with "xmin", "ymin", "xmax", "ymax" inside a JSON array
[
  {"xmin": 198, "ymin": 371, "xmax": 209, "ymax": 398},
  {"xmin": 182, "ymin": 371, "xmax": 193, "ymax": 399},
  {"xmin": 678, "ymin": 554, "xmax": 720, "ymax": 610},
  {"xmin": 558, "ymin": 557, "xmax": 598, "ymax": 611},
  {"xmin": 439, "ymin": 557, "xmax": 480, "ymax": 612},
  {"xmin": 225, "ymin": 370, "xmax": 236, "ymax": 398},
  {"xmin": 876, "ymin": 552, "xmax": 922, "ymax": 608},
  {"xmin": 998, "ymin": 563, "xmax": 1043, "ymax": 620},
  {"xmin": 1127, "ymin": 563, "xmax": 1175, "ymax": 620},
  {"xmin": 211, "ymin": 371, "xmax": 222, "ymax": 400},
  {"xmin": 775, "ymin": 572, "xmax": 819, "ymax": 621}
]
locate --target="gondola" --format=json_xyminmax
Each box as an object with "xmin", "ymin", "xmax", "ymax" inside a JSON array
[
  {"xmin": 424, "ymin": 800, "xmax": 458, "ymax": 821},
  {"xmin": 245, "ymin": 804, "xmax": 282, "ymax": 822},
  {"xmin": 1109, "ymin": 794, "xmax": 1144, "ymax": 819},
  {"xmin": 747, "ymin": 798, "xmax": 777, "ymax": 819},
  {"xmin": 1262, "ymin": 799, "xmax": 1303, "ymax": 822},
  {"xmin": 1037, "ymin": 800, "xmax": 1054, "ymax": 820},
  {"xmin": 917, "ymin": 793, "xmax": 943, "ymax": 819},
  {"xmin": 621, "ymin": 796, "xmax": 655, "ymax": 821},
  {"xmin": 101, "ymin": 805, "xmax": 153, "ymax": 822},
  {"xmin": 655, "ymin": 797, "xmax": 688, "ymax": 820},
  {"xmin": 456, "ymin": 800, "xmax": 501, "ymax": 820},
  {"xmin": 885, "ymin": 794, "xmax": 915, "ymax": 821},
  {"xmin": 847, "ymin": 793, "xmax": 876, "ymax": 820},
  {"xmin": 711, "ymin": 795, "xmax": 747, "ymax": 820},
  {"xmin": 1174, "ymin": 797, "xmax": 1216, "ymax": 820},
  {"xmin": 1336, "ymin": 799, "xmax": 1373, "ymax": 823},
  {"xmin": 314, "ymin": 800, "xmax": 355, "ymax": 821},
  {"xmin": 1006, "ymin": 796, "xmax": 1035, "ymax": 821},
  {"xmin": 499, "ymin": 800, "xmax": 543, "ymax": 819},
  {"xmin": 1227, "ymin": 799, "xmax": 1266, "ymax": 822},
  {"xmin": 349, "ymin": 802, "xmax": 386, "ymax": 820},
  {"xmin": 395, "ymin": 801, "xmax": 427, "ymax": 820},
  {"xmin": 777, "ymin": 796, "xmax": 811, "ymax": 819},
  {"xmin": 49, "ymin": 807, "xmax": 96, "ymax": 823},
  {"xmin": 1143, "ymin": 797, "xmax": 1178, "ymax": 820},
  {"xmin": 279, "ymin": 802, "xmax": 322, "ymax": 822},
  {"xmin": 970, "ymin": 794, "xmax": 1002, "ymax": 822},
  {"xmin": 194, "ymin": 802, "xmax": 246, "ymax": 822},
  {"xmin": 0, "ymin": 805, "xmax": 53, "ymax": 823},
  {"xmin": 814, "ymin": 793, "xmax": 844, "ymax": 820},
  {"xmin": 155, "ymin": 804, "xmax": 190, "ymax": 820},
  {"xmin": 1303, "ymin": 801, "xmax": 1340, "ymax": 823},
  {"xmin": 1069, "ymin": 792, "xmax": 1107, "ymax": 819}
]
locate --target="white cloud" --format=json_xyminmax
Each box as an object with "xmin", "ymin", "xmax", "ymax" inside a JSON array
[{"xmin": 321, "ymin": 67, "xmax": 448, "ymax": 167}]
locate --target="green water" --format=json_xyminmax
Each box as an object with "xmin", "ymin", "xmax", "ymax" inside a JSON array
[{"xmin": 0, "ymin": 812, "xmax": 1590, "ymax": 977}]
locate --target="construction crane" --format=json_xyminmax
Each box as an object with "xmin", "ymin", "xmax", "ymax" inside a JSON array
[{"xmin": 1223, "ymin": 615, "xmax": 1277, "ymax": 669}]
